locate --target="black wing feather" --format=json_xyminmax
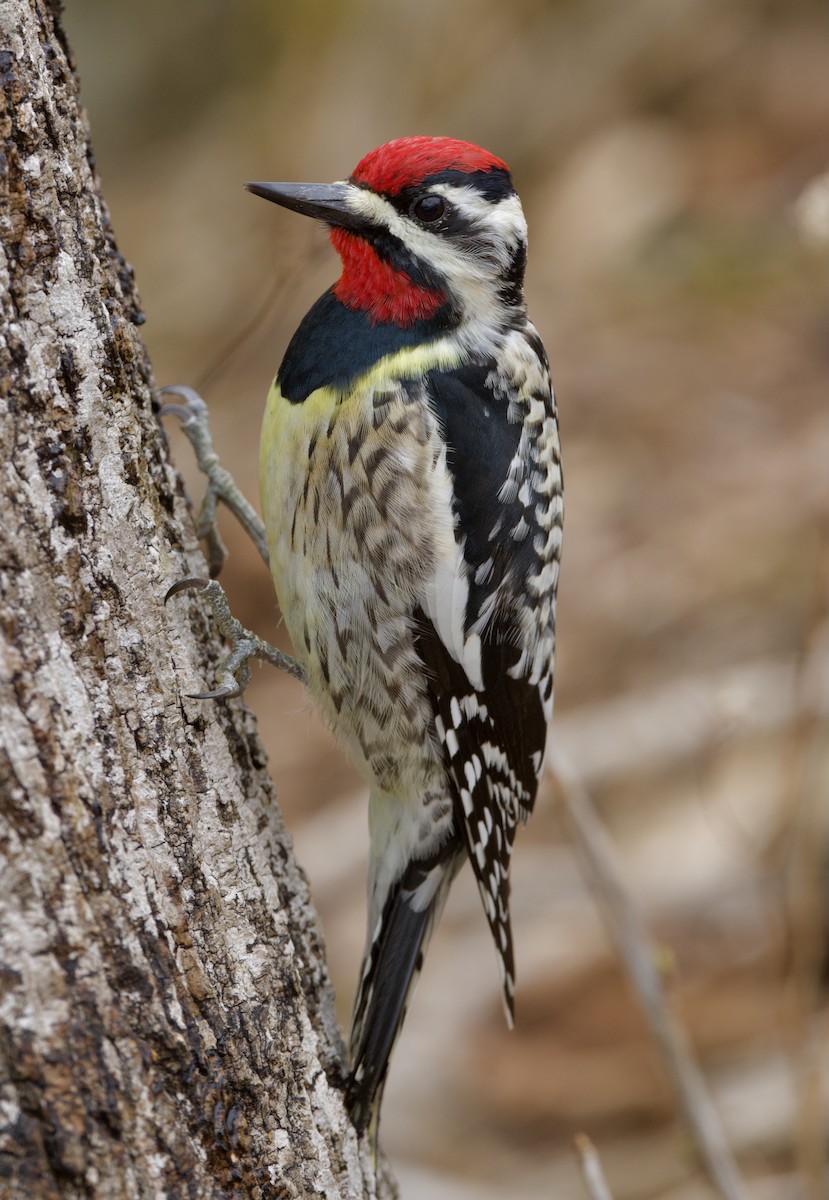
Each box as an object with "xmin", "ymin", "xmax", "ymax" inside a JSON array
[
  {"xmin": 346, "ymin": 844, "xmax": 462, "ymax": 1134},
  {"xmin": 412, "ymin": 352, "xmax": 554, "ymax": 1019}
]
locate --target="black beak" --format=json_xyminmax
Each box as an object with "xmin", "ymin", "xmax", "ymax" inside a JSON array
[{"xmin": 245, "ymin": 181, "xmax": 369, "ymax": 232}]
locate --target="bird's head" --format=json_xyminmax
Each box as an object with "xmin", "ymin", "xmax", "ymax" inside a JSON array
[{"xmin": 247, "ymin": 136, "xmax": 528, "ymax": 334}]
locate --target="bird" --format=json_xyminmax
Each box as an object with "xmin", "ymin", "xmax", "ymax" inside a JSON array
[{"xmin": 247, "ymin": 136, "xmax": 563, "ymax": 1137}]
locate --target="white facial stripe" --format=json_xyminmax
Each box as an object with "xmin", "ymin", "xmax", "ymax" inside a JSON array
[
  {"xmin": 431, "ymin": 185, "xmax": 527, "ymax": 261},
  {"xmin": 342, "ymin": 181, "xmax": 528, "ymax": 353},
  {"xmin": 345, "ymin": 183, "xmax": 526, "ymax": 280},
  {"xmin": 345, "ymin": 186, "xmax": 474, "ymax": 279}
]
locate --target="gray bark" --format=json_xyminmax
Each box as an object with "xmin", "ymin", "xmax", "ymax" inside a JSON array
[{"xmin": 0, "ymin": 2, "xmax": 391, "ymax": 1196}]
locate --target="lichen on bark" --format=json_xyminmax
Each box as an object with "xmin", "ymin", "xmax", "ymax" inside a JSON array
[{"xmin": 0, "ymin": 2, "xmax": 392, "ymax": 1196}]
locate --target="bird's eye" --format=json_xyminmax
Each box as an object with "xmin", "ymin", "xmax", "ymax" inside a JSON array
[{"xmin": 411, "ymin": 194, "xmax": 446, "ymax": 223}]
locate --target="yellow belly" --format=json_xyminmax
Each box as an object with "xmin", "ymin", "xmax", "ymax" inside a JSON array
[{"xmin": 259, "ymin": 344, "xmax": 460, "ymax": 795}]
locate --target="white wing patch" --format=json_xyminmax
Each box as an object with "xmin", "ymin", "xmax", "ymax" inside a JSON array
[{"xmin": 419, "ymin": 443, "xmax": 484, "ymax": 690}]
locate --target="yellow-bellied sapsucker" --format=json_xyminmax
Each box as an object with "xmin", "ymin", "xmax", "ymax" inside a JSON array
[{"xmin": 172, "ymin": 136, "xmax": 562, "ymax": 1138}]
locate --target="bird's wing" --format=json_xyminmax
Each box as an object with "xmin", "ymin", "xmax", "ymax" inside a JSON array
[{"xmin": 415, "ymin": 356, "xmax": 560, "ymax": 1020}]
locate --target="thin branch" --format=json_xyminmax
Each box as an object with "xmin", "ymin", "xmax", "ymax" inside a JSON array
[
  {"xmin": 574, "ymin": 1133, "xmax": 615, "ymax": 1200},
  {"xmin": 550, "ymin": 752, "xmax": 749, "ymax": 1200},
  {"xmin": 773, "ymin": 524, "xmax": 829, "ymax": 1198}
]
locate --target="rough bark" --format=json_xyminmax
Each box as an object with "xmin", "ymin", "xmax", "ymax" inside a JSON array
[{"xmin": 0, "ymin": 2, "xmax": 391, "ymax": 1197}]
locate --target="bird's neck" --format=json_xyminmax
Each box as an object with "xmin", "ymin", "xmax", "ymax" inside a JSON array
[{"xmin": 331, "ymin": 229, "xmax": 447, "ymax": 329}]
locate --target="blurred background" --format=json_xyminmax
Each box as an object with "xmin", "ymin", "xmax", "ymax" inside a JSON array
[{"xmin": 64, "ymin": 0, "xmax": 828, "ymax": 1195}]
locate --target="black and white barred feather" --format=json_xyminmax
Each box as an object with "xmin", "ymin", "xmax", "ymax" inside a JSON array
[{"xmin": 418, "ymin": 334, "xmax": 560, "ymax": 1019}]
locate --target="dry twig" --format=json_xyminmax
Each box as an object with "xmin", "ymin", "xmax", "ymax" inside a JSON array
[
  {"xmin": 575, "ymin": 1133, "xmax": 615, "ymax": 1200},
  {"xmin": 550, "ymin": 752, "xmax": 749, "ymax": 1200}
]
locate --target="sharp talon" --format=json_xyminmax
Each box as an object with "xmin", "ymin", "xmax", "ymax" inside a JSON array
[
  {"xmin": 166, "ymin": 571, "xmax": 303, "ymax": 698},
  {"xmin": 159, "ymin": 385, "xmax": 203, "ymax": 404},
  {"xmin": 158, "ymin": 386, "xmax": 206, "ymax": 422},
  {"xmin": 165, "ymin": 576, "xmax": 210, "ymax": 603},
  {"xmin": 158, "ymin": 402, "xmax": 192, "ymax": 422},
  {"xmin": 186, "ymin": 686, "xmax": 240, "ymax": 701}
]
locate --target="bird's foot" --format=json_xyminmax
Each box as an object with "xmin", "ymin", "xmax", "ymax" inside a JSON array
[
  {"xmin": 158, "ymin": 385, "xmax": 269, "ymax": 576},
  {"xmin": 165, "ymin": 577, "xmax": 306, "ymax": 698}
]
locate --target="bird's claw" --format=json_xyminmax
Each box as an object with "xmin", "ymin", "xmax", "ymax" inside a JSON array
[
  {"xmin": 164, "ymin": 576, "xmax": 210, "ymax": 603},
  {"xmin": 166, "ymin": 576, "xmax": 307, "ymax": 699},
  {"xmin": 186, "ymin": 682, "xmax": 245, "ymax": 701},
  {"xmin": 158, "ymin": 384, "xmax": 208, "ymax": 423},
  {"xmin": 158, "ymin": 385, "xmax": 269, "ymax": 575}
]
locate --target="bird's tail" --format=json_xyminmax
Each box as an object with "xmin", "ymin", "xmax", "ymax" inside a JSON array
[{"xmin": 345, "ymin": 844, "xmax": 462, "ymax": 1137}]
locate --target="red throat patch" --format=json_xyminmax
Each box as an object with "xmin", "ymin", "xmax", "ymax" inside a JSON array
[
  {"xmin": 330, "ymin": 228, "xmax": 446, "ymax": 327},
  {"xmin": 351, "ymin": 135, "xmax": 509, "ymax": 196}
]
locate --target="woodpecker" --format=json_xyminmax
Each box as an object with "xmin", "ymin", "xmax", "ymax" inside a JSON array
[{"xmin": 247, "ymin": 136, "xmax": 562, "ymax": 1135}]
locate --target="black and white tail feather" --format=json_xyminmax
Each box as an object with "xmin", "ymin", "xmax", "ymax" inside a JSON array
[
  {"xmin": 346, "ymin": 843, "xmax": 462, "ymax": 1135},
  {"xmin": 346, "ymin": 487, "xmax": 554, "ymax": 1139}
]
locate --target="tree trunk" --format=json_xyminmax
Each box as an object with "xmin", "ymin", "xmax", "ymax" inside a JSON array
[{"xmin": 0, "ymin": 2, "xmax": 391, "ymax": 1197}]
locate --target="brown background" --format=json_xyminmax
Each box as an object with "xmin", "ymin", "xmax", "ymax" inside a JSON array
[{"xmin": 64, "ymin": 1, "xmax": 828, "ymax": 1195}]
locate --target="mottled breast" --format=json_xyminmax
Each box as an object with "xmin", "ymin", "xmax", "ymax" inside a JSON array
[{"xmin": 260, "ymin": 346, "xmax": 461, "ymax": 796}]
